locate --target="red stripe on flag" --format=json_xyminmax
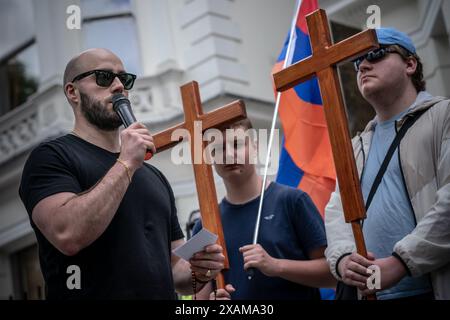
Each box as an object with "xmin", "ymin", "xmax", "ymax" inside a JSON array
[{"xmin": 296, "ymin": 0, "xmax": 318, "ymax": 35}]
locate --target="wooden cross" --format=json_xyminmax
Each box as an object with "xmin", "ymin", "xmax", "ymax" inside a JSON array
[
  {"xmin": 151, "ymin": 81, "xmax": 247, "ymax": 289},
  {"xmin": 273, "ymin": 9, "xmax": 379, "ymax": 298}
]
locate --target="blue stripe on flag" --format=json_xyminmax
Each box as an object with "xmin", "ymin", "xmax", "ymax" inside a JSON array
[
  {"xmin": 292, "ymin": 28, "xmax": 323, "ymax": 106},
  {"xmin": 276, "ymin": 141, "xmax": 304, "ymax": 187}
]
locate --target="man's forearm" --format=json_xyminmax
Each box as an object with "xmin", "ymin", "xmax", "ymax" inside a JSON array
[
  {"xmin": 58, "ymin": 161, "xmax": 132, "ymax": 253},
  {"xmin": 275, "ymin": 258, "xmax": 337, "ymax": 288}
]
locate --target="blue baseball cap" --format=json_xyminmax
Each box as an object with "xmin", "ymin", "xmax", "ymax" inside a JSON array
[{"xmin": 375, "ymin": 27, "xmax": 416, "ymax": 54}]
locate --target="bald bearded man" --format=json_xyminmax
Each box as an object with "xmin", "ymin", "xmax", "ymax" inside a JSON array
[{"xmin": 19, "ymin": 49, "xmax": 224, "ymax": 299}]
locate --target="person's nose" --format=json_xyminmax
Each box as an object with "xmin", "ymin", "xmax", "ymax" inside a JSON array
[
  {"xmin": 225, "ymin": 144, "xmax": 235, "ymax": 164},
  {"xmin": 358, "ymin": 58, "xmax": 372, "ymax": 73},
  {"xmin": 110, "ymin": 76, "xmax": 125, "ymax": 94}
]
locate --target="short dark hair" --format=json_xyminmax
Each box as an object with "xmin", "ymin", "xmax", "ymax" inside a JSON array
[{"xmin": 390, "ymin": 44, "xmax": 426, "ymax": 92}]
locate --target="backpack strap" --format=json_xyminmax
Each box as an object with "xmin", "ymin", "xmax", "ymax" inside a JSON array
[{"xmin": 365, "ymin": 109, "xmax": 427, "ymax": 211}]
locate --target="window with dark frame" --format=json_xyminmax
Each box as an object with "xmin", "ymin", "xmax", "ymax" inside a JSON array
[
  {"xmin": 0, "ymin": 40, "xmax": 39, "ymax": 117},
  {"xmin": 0, "ymin": 0, "xmax": 39, "ymax": 117},
  {"xmin": 80, "ymin": 0, "xmax": 142, "ymax": 76}
]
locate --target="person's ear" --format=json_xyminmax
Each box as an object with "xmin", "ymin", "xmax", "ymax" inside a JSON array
[
  {"xmin": 405, "ymin": 56, "xmax": 417, "ymax": 76},
  {"xmin": 65, "ymin": 83, "xmax": 79, "ymax": 106}
]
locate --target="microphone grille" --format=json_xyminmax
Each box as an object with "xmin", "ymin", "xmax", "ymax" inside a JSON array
[{"xmin": 111, "ymin": 93, "xmax": 129, "ymax": 111}]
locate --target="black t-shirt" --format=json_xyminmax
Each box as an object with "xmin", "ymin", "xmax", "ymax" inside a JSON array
[{"xmin": 19, "ymin": 134, "xmax": 184, "ymax": 299}]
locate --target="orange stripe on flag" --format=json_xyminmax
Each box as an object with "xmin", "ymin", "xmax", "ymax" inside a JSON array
[{"xmin": 298, "ymin": 173, "xmax": 335, "ymax": 217}]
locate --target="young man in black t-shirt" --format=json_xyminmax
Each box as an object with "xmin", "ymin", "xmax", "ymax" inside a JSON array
[{"xmin": 19, "ymin": 48, "xmax": 224, "ymax": 299}]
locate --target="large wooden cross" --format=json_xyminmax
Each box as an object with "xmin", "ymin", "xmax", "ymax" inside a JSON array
[
  {"xmin": 273, "ymin": 9, "xmax": 378, "ymax": 298},
  {"xmin": 151, "ymin": 81, "xmax": 247, "ymax": 289}
]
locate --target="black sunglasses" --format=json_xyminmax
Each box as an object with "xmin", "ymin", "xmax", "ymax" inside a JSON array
[
  {"xmin": 72, "ymin": 69, "xmax": 137, "ymax": 90},
  {"xmin": 353, "ymin": 47, "xmax": 402, "ymax": 72}
]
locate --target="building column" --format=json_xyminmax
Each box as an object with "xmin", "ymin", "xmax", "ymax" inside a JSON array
[
  {"xmin": 132, "ymin": 0, "xmax": 180, "ymax": 76},
  {"xmin": 33, "ymin": 0, "xmax": 82, "ymax": 90}
]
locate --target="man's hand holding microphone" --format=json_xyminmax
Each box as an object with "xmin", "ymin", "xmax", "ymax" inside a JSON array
[{"xmin": 113, "ymin": 94, "xmax": 156, "ymax": 176}]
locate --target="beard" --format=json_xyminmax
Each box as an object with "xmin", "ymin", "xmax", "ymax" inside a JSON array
[{"xmin": 79, "ymin": 92, "xmax": 123, "ymax": 131}]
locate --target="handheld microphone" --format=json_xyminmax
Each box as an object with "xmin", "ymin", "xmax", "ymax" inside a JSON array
[{"xmin": 112, "ymin": 93, "xmax": 153, "ymax": 160}]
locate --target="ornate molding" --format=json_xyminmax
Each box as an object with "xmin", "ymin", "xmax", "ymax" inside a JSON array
[
  {"xmin": 0, "ymin": 219, "xmax": 33, "ymax": 249},
  {"xmin": 0, "ymin": 85, "xmax": 72, "ymax": 166},
  {"xmin": 0, "ymin": 113, "xmax": 38, "ymax": 158},
  {"xmin": 131, "ymin": 69, "xmax": 185, "ymax": 125},
  {"xmin": 180, "ymin": 0, "xmax": 248, "ymax": 102}
]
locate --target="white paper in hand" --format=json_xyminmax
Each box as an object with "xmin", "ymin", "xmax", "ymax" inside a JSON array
[{"xmin": 172, "ymin": 228, "xmax": 218, "ymax": 261}]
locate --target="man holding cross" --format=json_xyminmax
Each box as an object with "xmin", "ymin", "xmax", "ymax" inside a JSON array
[
  {"xmin": 18, "ymin": 48, "xmax": 224, "ymax": 299},
  {"xmin": 193, "ymin": 119, "xmax": 336, "ymax": 300},
  {"xmin": 324, "ymin": 28, "xmax": 450, "ymax": 300}
]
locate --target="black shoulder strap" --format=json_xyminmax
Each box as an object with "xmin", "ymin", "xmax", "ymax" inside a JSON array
[{"xmin": 365, "ymin": 109, "xmax": 427, "ymax": 211}]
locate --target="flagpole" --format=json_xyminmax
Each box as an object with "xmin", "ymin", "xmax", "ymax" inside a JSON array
[{"xmin": 248, "ymin": 0, "xmax": 303, "ymax": 280}]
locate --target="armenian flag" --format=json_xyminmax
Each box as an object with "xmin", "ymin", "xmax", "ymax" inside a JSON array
[{"xmin": 273, "ymin": 0, "xmax": 336, "ymax": 217}]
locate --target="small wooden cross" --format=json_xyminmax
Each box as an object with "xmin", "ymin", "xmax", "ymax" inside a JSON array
[
  {"xmin": 273, "ymin": 9, "xmax": 379, "ymax": 297},
  {"xmin": 152, "ymin": 81, "xmax": 247, "ymax": 289}
]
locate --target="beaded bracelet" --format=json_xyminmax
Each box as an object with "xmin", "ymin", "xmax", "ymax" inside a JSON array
[{"xmin": 191, "ymin": 271, "xmax": 217, "ymax": 300}]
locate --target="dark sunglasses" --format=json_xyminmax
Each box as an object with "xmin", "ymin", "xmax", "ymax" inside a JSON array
[
  {"xmin": 72, "ymin": 69, "xmax": 137, "ymax": 90},
  {"xmin": 353, "ymin": 47, "xmax": 402, "ymax": 72}
]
